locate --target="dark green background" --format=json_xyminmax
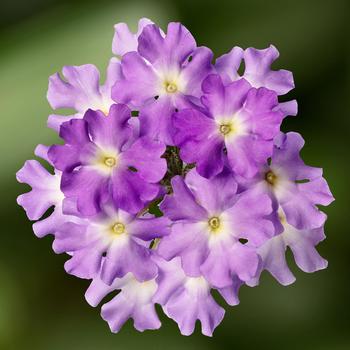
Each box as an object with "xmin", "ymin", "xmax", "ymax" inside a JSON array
[{"xmin": 1, "ymin": 0, "xmax": 348, "ymax": 349}]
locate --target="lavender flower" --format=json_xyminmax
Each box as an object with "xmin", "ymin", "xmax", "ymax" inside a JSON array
[
  {"xmin": 54, "ymin": 204, "xmax": 170, "ymax": 283},
  {"xmin": 48, "ymin": 103, "xmax": 167, "ymax": 216},
  {"xmin": 238, "ymin": 132, "xmax": 334, "ymax": 230},
  {"xmin": 112, "ymin": 22, "xmax": 213, "ymax": 144},
  {"xmin": 158, "ymin": 169, "xmax": 274, "ymax": 288},
  {"xmin": 173, "ymin": 74, "xmax": 284, "ymax": 178}
]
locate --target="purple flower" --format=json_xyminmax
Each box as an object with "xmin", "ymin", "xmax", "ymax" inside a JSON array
[
  {"xmin": 215, "ymin": 44, "xmax": 297, "ymax": 118},
  {"xmin": 239, "ymin": 132, "xmax": 334, "ymax": 230},
  {"xmin": 248, "ymin": 208, "xmax": 328, "ymax": 286},
  {"xmin": 47, "ymin": 58, "xmax": 121, "ymax": 131},
  {"xmin": 48, "ymin": 104, "xmax": 167, "ymax": 216},
  {"xmin": 16, "ymin": 144, "xmax": 78, "ymax": 238},
  {"xmin": 112, "ymin": 18, "xmax": 155, "ymax": 57},
  {"xmin": 173, "ymin": 74, "xmax": 284, "ymax": 178},
  {"xmin": 85, "ymin": 270, "xmax": 160, "ymax": 333},
  {"xmin": 153, "ymin": 256, "xmax": 226, "ymax": 337},
  {"xmin": 158, "ymin": 169, "xmax": 274, "ymax": 288},
  {"xmin": 54, "ymin": 204, "xmax": 170, "ymax": 283},
  {"xmin": 112, "ymin": 22, "xmax": 213, "ymax": 144}
]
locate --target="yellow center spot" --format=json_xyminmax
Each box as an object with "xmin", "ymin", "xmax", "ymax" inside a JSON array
[
  {"xmin": 112, "ymin": 222, "xmax": 125, "ymax": 235},
  {"xmin": 208, "ymin": 216, "xmax": 221, "ymax": 232},
  {"xmin": 165, "ymin": 82, "xmax": 178, "ymax": 94},
  {"xmin": 104, "ymin": 157, "xmax": 116, "ymax": 168},
  {"xmin": 219, "ymin": 124, "xmax": 232, "ymax": 135},
  {"xmin": 278, "ymin": 213, "xmax": 287, "ymax": 224},
  {"xmin": 265, "ymin": 171, "xmax": 277, "ymax": 185}
]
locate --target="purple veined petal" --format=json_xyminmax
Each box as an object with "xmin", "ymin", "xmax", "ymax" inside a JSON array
[
  {"xmin": 101, "ymin": 236, "xmax": 157, "ymax": 284},
  {"xmin": 159, "ymin": 176, "xmax": 208, "ymax": 221},
  {"xmin": 172, "ymin": 107, "xmax": 215, "ymax": 146},
  {"xmin": 86, "ymin": 270, "xmax": 160, "ymax": 332},
  {"xmin": 243, "ymin": 45, "xmax": 294, "ymax": 95},
  {"xmin": 112, "ymin": 18, "xmax": 154, "ymax": 56},
  {"xmin": 201, "ymin": 75, "xmax": 251, "ymax": 117},
  {"xmin": 268, "ymin": 132, "xmax": 334, "ymax": 229},
  {"xmin": 158, "ymin": 221, "xmax": 207, "ymax": 266},
  {"xmin": 61, "ymin": 167, "xmax": 110, "ymax": 216},
  {"xmin": 278, "ymin": 99, "xmax": 298, "ymax": 118},
  {"xmin": 244, "ymin": 87, "xmax": 283, "ymax": 139},
  {"xmin": 217, "ymin": 276, "xmax": 243, "ymax": 306},
  {"xmin": 184, "ymin": 168, "xmax": 238, "ymax": 213},
  {"xmin": 215, "ymin": 46, "xmax": 244, "ymax": 83},
  {"xmin": 47, "ymin": 113, "xmax": 81, "ymax": 132},
  {"xmin": 48, "ymin": 120, "xmax": 96, "ymax": 173},
  {"xmin": 47, "ymin": 59, "xmax": 121, "ymax": 131},
  {"xmin": 199, "ymin": 240, "xmax": 236, "ymax": 288},
  {"xmin": 273, "ymin": 132, "xmax": 324, "ymax": 180},
  {"xmin": 164, "ymin": 276, "xmax": 225, "ymax": 337},
  {"xmin": 181, "ymin": 46, "xmax": 214, "ymax": 98},
  {"xmin": 85, "ymin": 271, "xmax": 125, "ymax": 307},
  {"xmin": 16, "ymin": 145, "xmax": 81, "ymax": 239},
  {"xmin": 47, "ymin": 64, "xmax": 114, "ymax": 113},
  {"xmin": 128, "ymin": 216, "xmax": 171, "ymax": 241},
  {"xmin": 226, "ymin": 136, "xmax": 274, "ymax": 178},
  {"xmin": 101, "ymin": 276, "xmax": 160, "ymax": 332},
  {"xmin": 200, "ymin": 239, "xmax": 259, "ymax": 288},
  {"xmin": 172, "ymin": 108, "xmax": 226, "ymax": 178},
  {"xmin": 251, "ymin": 210, "xmax": 328, "ymax": 286},
  {"xmin": 284, "ymin": 224, "xmax": 328, "ymax": 273},
  {"xmin": 16, "ymin": 160, "xmax": 62, "ymax": 220},
  {"xmin": 186, "ymin": 135, "xmax": 226, "ymax": 179},
  {"xmin": 112, "ymin": 169, "xmax": 160, "ymax": 214},
  {"xmin": 252, "ymin": 233, "xmax": 296, "ymax": 286},
  {"xmin": 52, "ymin": 221, "xmax": 99, "ymax": 254},
  {"xmin": 120, "ymin": 136, "xmax": 167, "ymax": 182},
  {"xmin": 112, "ymin": 51, "xmax": 158, "ymax": 105},
  {"xmin": 155, "ymin": 256, "xmax": 225, "ymax": 336},
  {"xmin": 32, "ymin": 204, "xmax": 68, "ymax": 238},
  {"xmin": 47, "ymin": 64, "xmax": 100, "ymax": 111},
  {"xmin": 138, "ymin": 22, "xmax": 196, "ymax": 66},
  {"xmin": 224, "ymin": 190, "xmax": 274, "ymax": 246},
  {"xmin": 153, "ymin": 256, "xmax": 187, "ymax": 305},
  {"xmin": 138, "ymin": 96, "xmax": 176, "ymax": 145},
  {"xmin": 64, "ymin": 247, "xmax": 104, "ymax": 279},
  {"xmin": 280, "ymin": 190, "xmax": 328, "ymax": 230},
  {"xmin": 100, "ymin": 57, "xmax": 122, "ymax": 97},
  {"xmin": 83, "ymin": 104, "xmax": 133, "ymax": 151}
]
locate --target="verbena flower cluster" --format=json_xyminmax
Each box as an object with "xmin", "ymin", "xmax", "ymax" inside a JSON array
[{"xmin": 17, "ymin": 19, "xmax": 334, "ymax": 336}]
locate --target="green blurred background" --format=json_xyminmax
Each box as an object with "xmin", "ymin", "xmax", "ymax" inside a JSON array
[{"xmin": 1, "ymin": 0, "xmax": 348, "ymax": 349}]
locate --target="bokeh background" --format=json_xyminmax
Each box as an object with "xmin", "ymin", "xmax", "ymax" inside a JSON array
[{"xmin": 1, "ymin": 0, "xmax": 349, "ymax": 349}]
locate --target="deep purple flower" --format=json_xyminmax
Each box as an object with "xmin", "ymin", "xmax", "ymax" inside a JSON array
[
  {"xmin": 248, "ymin": 208, "xmax": 328, "ymax": 286},
  {"xmin": 16, "ymin": 144, "xmax": 78, "ymax": 238},
  {"xmin": 158, "ymin": 169, "xmax": 274, "ymax": 288},
  {"xmin": 215, "ymin": 44, "xmax": 297, "ymax": 117},
  {"xmin": 54, "ymin": 204, "xmax": 170, "ymax": 283},
  {"xmin": 238, "ymin": 132, "xmax": 334, "ymax": 230},
  {"xmin": 153, "ymin": 256, "xmax": 226, "ymax": 336},
  {"xmin": 173, "ymin": 74, "xmax": 284, "ymax": 178},
  {"xmin": 85, "ymin": 270, "xmax": 160, "ymax": 332},
  {"xmin": 48, "ymin": 103, "xmax": 167, "ymax": 216},
  {"xmin": 112, "ymin": 22, "xmax": 213, "ymax": 144},
  {"xmin": 47, "ymin": 58, "xmax": 121, "ymax": 131},
  {"xmin": 112, "ymin": 18, "xmax": 155, "ymax": 57}
]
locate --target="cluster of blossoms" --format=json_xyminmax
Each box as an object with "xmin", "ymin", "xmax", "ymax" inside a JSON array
[{"xmin": 17, "ymin": 19, "xmax": 334, "ymax": 336}]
